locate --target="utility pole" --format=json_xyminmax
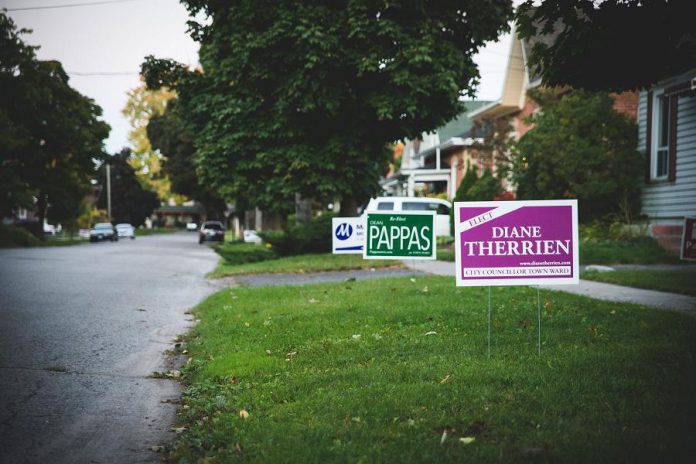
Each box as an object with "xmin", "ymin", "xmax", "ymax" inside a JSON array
[{"xmin": 106, "ymin": 162, "xmax": 112, "ymax": 221}]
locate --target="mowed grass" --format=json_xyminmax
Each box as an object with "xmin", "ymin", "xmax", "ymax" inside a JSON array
[
  {"xmin": 583, "ymin": 268, "xmax": 696, "ymax": 296},
  {"xmin": 209, "ymin": 253, "xmax": 403, "ymax": 277},
  {"xmin": 170, "ymin": 276, "xmax": 696, "ymax": 463}
]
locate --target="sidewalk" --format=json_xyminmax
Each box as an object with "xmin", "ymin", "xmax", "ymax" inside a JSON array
[{"xmin": 403, "ymin": 260, "xmax": 696, "ymax": 316}]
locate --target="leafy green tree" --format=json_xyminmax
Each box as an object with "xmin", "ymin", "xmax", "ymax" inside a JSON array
[
  {"xmin": 512, "ymin": 89, "xmax": 642, "ymax": 222},
  {"xmin": 96, "ymin": 149, "xmax": 160, "ymax": 227},
  {"xmin": 516, "ymin": 0, "xmax": 695, "ymax": 91},
  {"xmin": 142, "ymin": 1, "xmax": 513, "ymax": 217},
  {"xmin": 146, "ymin": 100, "xmax": 226, "ymax": 218},
  {"xmin": 0, "ymin": 13, "xmax": 110, "ymax": 233}
]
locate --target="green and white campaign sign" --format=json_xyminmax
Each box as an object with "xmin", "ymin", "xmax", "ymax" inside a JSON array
[{"xmin": 363, "ymin": 211, "xmax": 436, "ymax": 260}]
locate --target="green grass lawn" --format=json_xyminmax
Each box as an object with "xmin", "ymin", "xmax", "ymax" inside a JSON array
[
  {"xmin": 583, "ymin": 269, "xmax": 696, "ymax": 296},
  {"xmin": 210, "ymin": 252, "xmax": 403, "ymax": 277},
  {"xmin": 580, "ymin": 238, "xmax": 679, "ymax": 264},
  {"xmin": 168, "ymin": 276, "xmax": 696, "ymax": 463}
]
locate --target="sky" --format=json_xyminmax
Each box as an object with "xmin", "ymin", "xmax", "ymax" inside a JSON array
[{"xmin": 2, "ymin": 0, "xmax": 513, "ymax": 153}]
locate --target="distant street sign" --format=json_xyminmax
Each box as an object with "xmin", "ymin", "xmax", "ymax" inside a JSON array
[
  {"xmin": 454, "ymin": 200, "xmax": 579, "ymax": 286},
  {"xmin": 363, "ymin": 211, "xmax": 435, "ymax": 260},
  {"xmin": 681, "ymin": 217, "xmax": 696, "ymax": 261},
  {"xmin": 332, "ymin": 217, "xmax": 364, "ymax": 254}
]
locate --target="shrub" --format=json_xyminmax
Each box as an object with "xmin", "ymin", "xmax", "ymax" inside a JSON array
[
  {"xmin": 512, "ymin": 89, "xmax": 642, "ymax": 223},
  {"xmin": 259, "ymin": 214, "xmax": 334, "ymax": 256},
  {"xmin": 214, "ymin": 242, "xmax": 276, "ymax": 265},
  {"xmin": 0, "ymin": 223, "xmax": 43, "ymax": 248}
]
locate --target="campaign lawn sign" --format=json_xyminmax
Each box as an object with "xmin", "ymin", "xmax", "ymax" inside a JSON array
[
  {"xmin": 332, "ymin": 217, "xmax": 365, "ymax": 254},
  {"xmin": 363, "ymin": 211, "xmax": 436, "ymax": 260},
  {"xmin": 681, "ymin": 217, "xmax": 696, "ymax": 261},
  {"xmin": 454, "ymin": 200, "xmax": 579, "ymax": 286}
]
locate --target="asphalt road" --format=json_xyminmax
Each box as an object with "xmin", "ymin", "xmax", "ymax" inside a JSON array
[{"xmin": 0, "ymin": 232, "xmax": 220, "ymax": 464}]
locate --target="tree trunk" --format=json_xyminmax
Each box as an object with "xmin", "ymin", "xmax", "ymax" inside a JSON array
[
  {"xmin": 339, "ymin": 196, "xmax": 358, "ymax": 216},
  {"xmin": 36, "ymin": 192, "xmax": 47, "ymax": 241},
  {"xmin": 294, "ymin": 193, "xmax": 312, "ymax": 225}
]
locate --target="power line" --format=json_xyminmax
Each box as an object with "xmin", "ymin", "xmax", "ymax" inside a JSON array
[{"xmin": 4, "ymin": 0, "xmax": 146, "ymax": 12}]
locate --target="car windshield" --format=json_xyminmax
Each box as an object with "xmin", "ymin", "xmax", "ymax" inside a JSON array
[
  {"xmin": 116, "ymin": 224, "xmax": 131, "ymax": 229},
  {"xmin": 203, "ymin": 223, "xmax": 222, "ymax": 230},
  {"xmin": 94, "ymin": 223, "xmax": 112, "ymax": 229}
]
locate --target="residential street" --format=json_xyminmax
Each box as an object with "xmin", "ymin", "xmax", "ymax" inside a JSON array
[{"xmin": 0, "ymin": 233, "xmax": 220, "ymax": 464}]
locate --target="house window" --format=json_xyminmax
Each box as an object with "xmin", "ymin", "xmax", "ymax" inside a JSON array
[{"xmin": 652, "ymin": 90, "xmax": 670, "ymax": 180}]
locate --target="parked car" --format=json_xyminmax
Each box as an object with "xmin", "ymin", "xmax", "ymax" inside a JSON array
[
  {"xmin": 186, "ymin": 222, "xmax": 198, "ymax": 232},
  {"xmin": 90, "ymin": 223, "xmax": 118, "ymax": 242},
  {"xmin": 363, "ymin": 196, "xmax": 452, "ymax": 237},
  {"xmin": 199, "ymin": 221, "xmax": 225, "ymax": 244},
  {"xmin": 115, "ymin": 223, "xmax": 136, "ymax": 239}
]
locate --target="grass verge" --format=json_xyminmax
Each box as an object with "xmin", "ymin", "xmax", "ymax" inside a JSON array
[
  {"xmin": 582, "ymin": 268, "xmax": 696, "ymax": 296},
  {"xmin": 209, "ymin": 252, "xmax": 403, "ymax": 278},
  {"xmin": 169, "ymin": 276, "xmax": 696, "ymax": 463}
]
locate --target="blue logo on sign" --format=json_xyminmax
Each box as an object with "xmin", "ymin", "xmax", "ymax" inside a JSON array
[{"xmin": 335, "ymin": 223, "xmax": 353, "ymax": 240}]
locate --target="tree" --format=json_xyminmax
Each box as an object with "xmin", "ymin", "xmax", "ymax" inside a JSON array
[
  {"xmin": 147, "ymin": 99, "xmax": 227, "ymax": 218},
  {"xmin": 516, "ymin": 0, "xmax": 696, "ymax": 91},
  {"xmin": 142, "ymin": 1, "xmax": 513, "ymax": 218},
  {"xmin": 121, "ymin": 80, "xmax": 178, "ymax": 201},
  {"xmin": 96, "ymin": 149, "xmax": 160, "ymax": 227},
  {"xmin": 512, "ymin": 89, "xmax": 642, "ymax": 222},
  {"xmin": 0, "ymin": 13, "xmax": 110, "ymax": 234}
]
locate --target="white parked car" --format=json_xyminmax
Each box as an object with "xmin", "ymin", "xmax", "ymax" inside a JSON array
[
  {"xmin": 115, "ymin": 223, "xmax": 136, "ymax": 239},
  {"xmin": 363, "ymin": 196, "xmax": 452, "ymax": 237}
]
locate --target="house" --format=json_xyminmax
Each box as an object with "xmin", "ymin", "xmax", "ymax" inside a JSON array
[
  {"xmin": 638, "ymin": 68, "xmax": 696, "ymax": 253},
  {"xmin": 381, "ymin": 101, "xmax": 491, "ymax": 199},
  {"xmin": 469, "ymin": 23, "xmax": 638, "ymax": 144}
]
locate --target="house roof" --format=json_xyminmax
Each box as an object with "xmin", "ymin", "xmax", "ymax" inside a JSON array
[
  {"xmin": 437, "ymin": 101, "xmax": 492, "ymax": 140},
  {"xmin": 470, "ymin": 17, "xmax": 562, "ymax": 121}
]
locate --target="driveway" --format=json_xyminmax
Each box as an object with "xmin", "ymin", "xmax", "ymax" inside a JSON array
[{"xmin": 0, "ymin": 232, "xmax": 220, "ymax": 463}]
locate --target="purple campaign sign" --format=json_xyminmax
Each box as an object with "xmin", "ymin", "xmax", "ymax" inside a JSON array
[{"xmin": 454, "ymin": 200, "xmax": 579, "ymax": 286}]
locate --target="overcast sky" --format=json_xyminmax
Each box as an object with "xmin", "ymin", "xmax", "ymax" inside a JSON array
[{"xmin": 2, "ymin": 0, "xmax": 513, "ymax": 153}]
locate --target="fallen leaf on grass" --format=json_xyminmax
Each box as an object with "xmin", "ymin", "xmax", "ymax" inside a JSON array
[
  {"xmin": 439, "ymin": 374, "xmax": 450, "ymax": 384},
  {"xmin": 410, "ymin": 278, "xmax": 416, "ymax": 283},
  {"xmin": 172, "ymin": 426, "xmax": 186, "ymax": 433},
  {"xmin": 421, "ymin": 286, "xmax": 429, "ymax": 293},
  {"xmin": 424, "ymin": 331, "xmax": 437, "ymax": 336},
  {"xmin": 308, "ymin": 298, "xmax": 319, "ymax": 304},
  {"xmin": 459, "ymin": 437, "xmax": 475, "ymax": 445},
  {"xmin": 239, "ymin": 409, "xmax": 249, "ymax": 419}
]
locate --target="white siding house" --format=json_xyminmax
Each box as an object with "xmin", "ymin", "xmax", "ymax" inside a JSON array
[{"xmin": 638, "ymin": 68, "xmax": 696, "ymax": 253}]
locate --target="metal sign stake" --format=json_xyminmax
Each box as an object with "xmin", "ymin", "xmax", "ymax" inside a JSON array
[
  {"xmin": 537, "ymin": 286, "xmax": 541, "ymax": 356},
  {"xmin": 487, "ymin": 286, "xmax": 492, "ymax": 358}
]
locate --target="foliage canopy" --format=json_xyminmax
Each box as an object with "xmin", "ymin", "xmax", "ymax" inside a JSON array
[
  {"xmin": 0, "ymin": 13, "xmax": 109, "ymax": 229},
  {"xmin": 142, "ymin": 1, "xmax": 513, "ymax": 213},
  {"xmin": 516, "ymin": 0, "xmax": 696, "ymax": 91},
  {"xmin": 96, "ymin": 149, "xmax": 160, "ymax": 227}
]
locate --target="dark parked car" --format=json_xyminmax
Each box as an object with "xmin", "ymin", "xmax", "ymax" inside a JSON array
[
  {"xmin": 198, "ymin": 221, "xmax": 225, "ymax": 244},
  {"xmin": 90, "ymin": 223, "xmax": 118, "ymax": 242}
]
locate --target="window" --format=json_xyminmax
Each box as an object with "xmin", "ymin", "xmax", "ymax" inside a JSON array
[
  {"xmin": 377, "ymin": 202, "xmax": 394, "ymax": 210},
  {"xmin": 652, "ymin": 90, "xmax": 670, "ymax": 179},
  {"xmin": 649, "ymin": 88, "xmax": 677, "ymax": 182},
  {"xmin": 402, "ymin": 202, "xmax": 449, "ymax": 215}
]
